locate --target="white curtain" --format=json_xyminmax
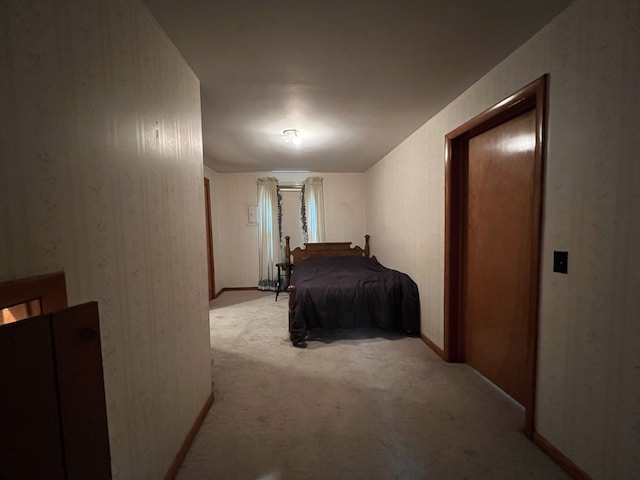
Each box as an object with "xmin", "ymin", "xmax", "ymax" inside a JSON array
[
  {"xmin": 257, "ymin": 177, "xmax": 280, "ymax": 290},
  {"xmin": 303, "ymin": 177, "xmax": 325, "ymax": 243}
]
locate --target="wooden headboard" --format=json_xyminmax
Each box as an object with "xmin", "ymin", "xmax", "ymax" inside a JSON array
[{"xmin": 285, "ymin": 235, "xmax": 370, "ymax": 266}]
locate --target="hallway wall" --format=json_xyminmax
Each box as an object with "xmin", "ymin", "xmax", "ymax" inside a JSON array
[
  {"xmin": 0, "ymin": 1, "xmax": 212, "ymax": 478},
  {"xmin": 365, "ymin": 0, "xmax": 640, "ymax": 477}
]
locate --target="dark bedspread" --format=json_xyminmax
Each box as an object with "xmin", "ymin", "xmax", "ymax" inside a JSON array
[{"xmin": 288, "ymin": 256, "xmax": 420, "ymax": 344}]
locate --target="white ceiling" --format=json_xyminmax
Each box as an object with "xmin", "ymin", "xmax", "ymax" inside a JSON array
[{"xmin": 143, "ymin": 0, "xmax": 573, "ymax": 173}]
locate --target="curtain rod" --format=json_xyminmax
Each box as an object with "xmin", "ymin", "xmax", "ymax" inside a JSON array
[{"xmin": 279, "ymin": 182, "xmax": 303, "ymax": 191}]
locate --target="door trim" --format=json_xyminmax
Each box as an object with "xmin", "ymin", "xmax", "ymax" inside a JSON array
[
  {"xmin": 0, "ymin": 272, "xmax": 68, "ymax": 313},
  {"xmin": 204, "ymin": 178, "xmax": 215, "ymax": 300},
  {"xmin": 444, "ymin": 75, "xmax": 548, "ymax": 436}
]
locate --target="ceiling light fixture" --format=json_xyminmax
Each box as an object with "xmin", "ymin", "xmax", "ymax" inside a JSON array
[{"xmin": 283, "ymin": 128, "xmax": 301, "ymax": 146}]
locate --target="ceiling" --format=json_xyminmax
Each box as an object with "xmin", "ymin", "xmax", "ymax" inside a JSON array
[{"xmin": 143, "ymin": 0, "xmax": 573, "ymax": 173}]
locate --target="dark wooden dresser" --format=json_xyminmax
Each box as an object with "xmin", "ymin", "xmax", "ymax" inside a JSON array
[{"xmin": 0, "ymin": 274, "xmax": 111, "ymax": 480}]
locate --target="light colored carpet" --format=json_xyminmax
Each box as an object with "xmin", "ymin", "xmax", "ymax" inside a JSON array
[{"xmin": 177, "ymin": 290, "xmax": 568, "ymax": 479}]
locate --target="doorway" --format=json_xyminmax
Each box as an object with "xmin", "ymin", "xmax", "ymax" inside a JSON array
[
  {"xmin": 444, "ymin": 76, "xmax": 547, "ymax": 436},
  {"xmin": 204, "ymin": 178, "xmax": 215, "ymax": 300}
]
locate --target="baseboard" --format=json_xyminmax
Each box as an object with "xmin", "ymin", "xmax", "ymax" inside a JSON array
[
  {"xmin": 419, "ymin": 332, "xmax": 445, "ymax": 359},
  {"xmin": 164, "ymin": 391, "xmax": 214, "ymax": 480},
  {"xmin": 532, "ymin": 431, "xmax": 591, "ymax": 479},
  {"xmin": 419, "ymin": 336, "xmax": 587, "ymax": 479},
  {"xmin": 212, "ymin": 287, "xmax": 262, "ymax": 299}
]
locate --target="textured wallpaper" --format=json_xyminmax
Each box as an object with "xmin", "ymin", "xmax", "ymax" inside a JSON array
[
  {"xmin": 365, "ymin": 0, "xmax": 640, "ymax": 477},
  {"xmin": 0, "ymin": 1, "xmax": 212, "ymax": 478},
  {"xmin": 205, "ymin": 171, "xmax": 366, "ymax": 290}
]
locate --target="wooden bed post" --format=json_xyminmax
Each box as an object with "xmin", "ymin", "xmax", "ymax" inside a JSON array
[{"xmin": 364, "ymin": 235, "xmax": 370, "ymax": 257}]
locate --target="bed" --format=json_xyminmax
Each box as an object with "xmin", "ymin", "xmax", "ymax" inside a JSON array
[{"xmin": 285, "ymin": 235, "xmax": 420, "ymax": 347}]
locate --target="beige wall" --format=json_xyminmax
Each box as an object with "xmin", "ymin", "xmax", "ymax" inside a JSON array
[
  {"xmin": 206, "ymin": 172, "xmax": 366, "ymax": 289},
  {"xmin": 365, "ymin": 0, "xmax": 640, "ymax": 477},
  {"xmin": 0, "ymin": 1, "xmax": 212, "ymax": 478}
]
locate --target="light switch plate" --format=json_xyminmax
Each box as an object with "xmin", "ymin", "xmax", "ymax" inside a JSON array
[{"xmin": 553, "ymin": 251, "xmax": 568, "ymax": 274}]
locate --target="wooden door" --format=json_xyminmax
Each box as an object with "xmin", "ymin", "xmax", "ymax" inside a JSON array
[
  {"xmin": 0, "ymin": 316, "xmax": 67, "ymax": 480},
  {"xmin": 0, "ymin": 301, "xmax": 111, "ymax": 480},
  {"xmin": 52, "ymin": 302, "xmax": 111, "ymax": 480},
  {"xmin": 0, "ymin": 272, "xmax": 69, "ymax": 479},
  {"xmin": 446, "ymin": 76, "xmax": 547, "ymax": 434},
  {"xmin": 463, "ymin": 109, "xmax": 536, "ymax": 405}
]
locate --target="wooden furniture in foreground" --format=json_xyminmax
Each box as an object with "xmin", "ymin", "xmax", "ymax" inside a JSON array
[
  {"xmin": 0, "ymin": 271, "xmax": 68, "ymax": 324},
  {"xmin": 285, "ymin": 234, "xmax": 370, "ymax": 266},
  {"xmin": 275, "ymin": 262, "xmax": 293, "ymax": 302},
  {"xmin": 0, "ymin": 273, "xmax": 111, "ymax": 480}
]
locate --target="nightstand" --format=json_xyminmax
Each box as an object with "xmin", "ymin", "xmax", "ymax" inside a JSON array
[{"xmin": 275, "ymin": 262, "xmax": 293, "ymax": 301}]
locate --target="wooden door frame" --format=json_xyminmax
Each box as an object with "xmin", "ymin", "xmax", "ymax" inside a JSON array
[
  {"xmin": 204, "ymin": 178, "xmax": 215, "ymax": 300},
  {"xmin": 444, "ymin": 75, "xmax": 548, "ymax": 437},
  {"xmin": 0, "ymin": 272, "xmax": 68, "ymax": 313}
]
